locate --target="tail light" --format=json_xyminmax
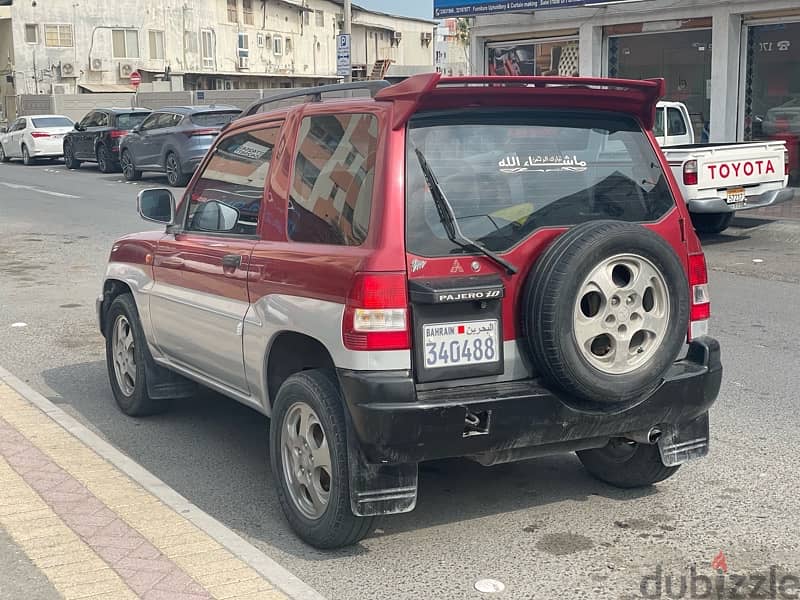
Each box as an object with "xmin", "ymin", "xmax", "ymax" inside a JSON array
[
  {"xmin": 688, "ymin": 253, "xmax": 710, "ymax": 340},
  {"xmin": 109, "ymin": 130, "xmax": 128, "ymax": 139},
  {"xmin": 785, "ymin": 150, "xmax": 790, "ymax": 177},
  {"xmin": 683, "ymin": 160, "xmax": 698, "ymax": 186},
  {"xmin": 343, "ymin": 272, "xmax": 410, "ymax": 351},
  {"xmin": 188, "ymin": 128, "xmax": 220, "ymax": 137},
  {"xmin": 30, "ymin": 131, "xmax": 51, "ymax": 138}
]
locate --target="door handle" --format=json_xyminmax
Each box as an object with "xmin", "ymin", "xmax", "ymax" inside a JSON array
[
  {"xmin": 159, "ymin": 257, "xmax": 185, "ymax": 268},
  {"xmin": 222, "ymin": 254, "xmax": 242, "ymax": 270}
]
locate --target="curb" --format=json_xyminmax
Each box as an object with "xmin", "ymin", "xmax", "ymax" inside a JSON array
[{"xmin": 0, "ymin": 364, "xmax": 327, "ymax": 600}]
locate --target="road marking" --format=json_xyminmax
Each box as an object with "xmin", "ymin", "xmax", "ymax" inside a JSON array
[{"xmin": 0, "ymin": 181, "xmax": 80, "ymax": 199}]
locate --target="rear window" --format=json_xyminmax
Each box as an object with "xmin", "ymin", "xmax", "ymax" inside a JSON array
[
  {"xmin": 190, "ymin": 111, "xmax": 240, "ymax": 127},
  {"xmin": 406, "ymin": 110, "xmax": 675, "ymax": 256},
  {"xmin": 32, "ymin": 117, "xmax": 73, "ymax": 128},
  {"xmin": 115, "ymin": 112, "xmax": 149, "ymax": 129}
]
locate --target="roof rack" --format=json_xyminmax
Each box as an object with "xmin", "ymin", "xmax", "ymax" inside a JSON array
[{"xmin": 240, "ymin": 80, "xmax": 391, "ymax": 118}]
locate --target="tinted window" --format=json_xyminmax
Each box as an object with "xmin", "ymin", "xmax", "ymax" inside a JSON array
[
  {"xmin": 406, "ymin": 110, "xmax": 675, "ymax": 256},
  {"xmin": 288, "ymin": 113, "xmax": 377, "ymax": 246},
  {"xmin": 31, "ymin": 117, "xmax": 73, "ymax": 128},
  {"xmin": 139, "ymin": 113, "xmax": 163, "ymax": 131},
  {"xmin": 115, "ymin": 112, "xmax": 149, "ymax": 129},
  {"xmin": 191, "ymin": 111, "xmax": 240, "ymax": 127},
  {"xmin": 653, "ymin": 108, "xmax": 665, "ymax": 137},
  {"xmin": 667, "ymin": 107, "xmax": 687, "ymax": 136},
  {"xmin": 186, "ymin": 125, "xmax": 281, "ymax": 235}
]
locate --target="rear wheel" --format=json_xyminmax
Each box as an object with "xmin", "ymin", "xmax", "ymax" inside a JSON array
[
  {"xmin": 690, "ymin": 212, "xmax": 733, "ymax": 234},
  {"xmin": 121, "ymin": 149, "xmax": 141, "ymax": 181},
  {"xmin": 270, "ymin": 370, "xmax": 375, "ymax": 549},
  {"xmin": 96, "ymin": 144, "xmax": 115, "ymax": 173},
  {"xmin": 165, "ymin": 152, "xmax": 189, "ymax": 187},
  {"xmin": 577, "ymin": 439, "xmax": 679, "ymax": 488},
  {"xmin": 21, "ymin": 145, "xmax": 34, "ymax": 166},
  {"xmin": 63, "ymin": 142, "xmax": 81, "ymax": 169}
]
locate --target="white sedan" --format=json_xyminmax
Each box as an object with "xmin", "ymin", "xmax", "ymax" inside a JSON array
[{"xmin": 0, "ymin": 114, "xmax": 74, "ymax": 165}]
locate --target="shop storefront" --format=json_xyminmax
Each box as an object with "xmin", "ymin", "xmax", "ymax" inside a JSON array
[{"xmin": 471, "ymin": 0, "xmax": 800, "ymax": 186}]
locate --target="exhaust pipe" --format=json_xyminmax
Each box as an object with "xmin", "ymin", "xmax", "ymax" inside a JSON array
[{"xmin": 624, "ymin": 427, "xmax": 663, "ymax": 445}]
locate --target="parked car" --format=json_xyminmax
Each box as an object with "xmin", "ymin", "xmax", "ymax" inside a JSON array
[
  {"xmin": 63, "ymin": 108, "xmax": 151, "ymax": 173},
  {"xmin": 118, "ymin": 105, "xmax": 240, "ymax": 187},
  {"xmin": 97, "ymin": 74, "xmax": 721, "ymax": 549},
  {"xmin": 0, "ymin": 114, "xmax": 74, "ymax": 164},
  {"xmin": 653, "ymin": 100, "xmax": 791, "ymax": 234}
]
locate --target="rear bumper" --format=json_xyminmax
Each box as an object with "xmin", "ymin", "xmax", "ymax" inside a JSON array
[
  {"xmin": 687, "ymin": 187, "xmax": 793, "ymax": 213},
  {"xmin": 338, "ymin": 338, "xmax": 722, "ymax": 464}
]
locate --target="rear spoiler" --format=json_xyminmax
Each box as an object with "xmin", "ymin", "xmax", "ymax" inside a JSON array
[{"xmin": 375, "ymin": 73, "xmax": 666, "ymax": 131}]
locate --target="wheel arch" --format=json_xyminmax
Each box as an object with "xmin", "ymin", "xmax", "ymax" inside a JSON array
[
  {"xmin": 99, "ymin": 278, "xmax": 134, "ymax": 338},
  {"xmin": 264, "ymin": 331, "xmax": 337, "ymax": 411}
]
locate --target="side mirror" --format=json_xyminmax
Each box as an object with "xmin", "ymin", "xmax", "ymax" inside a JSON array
[
  {"xmin": 191, "ymin": 200, "xmax": 240, "ymax": 232},
  {"xmin": 74, "ymin": 122, "xmax": 83, "ymax": 131},
  {"xmin": 131, "ymin": 126, "xmax": 142, "ymax": 134},
  {"xmin": 137, "ymin": 188, "xmax": 176, "ymax": 225}
]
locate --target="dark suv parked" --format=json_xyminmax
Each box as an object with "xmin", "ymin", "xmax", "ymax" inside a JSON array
[
  {"xmin": 119, "ymin": 105, "xmax": 240, "ymax": 187},
  {"xmin": 63, "ymin": 108, "xmax": 151, "ymax": 173}
]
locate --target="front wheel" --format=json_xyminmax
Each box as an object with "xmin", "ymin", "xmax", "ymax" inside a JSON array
[
  {"xmin": 270, "ymin": 370, "xmax": 375, "ymax": 549},
  {"xmin": 691, "ymin": 212, "xmax": 734, "ymax": 234},
  {"xmin": 64, "ymin": 142, "xmax": 81, "ymax": 169},
  {"xmin": 121, "ymin": 150, "xmax": 142, "ymax": 181},
  {"xmin": 0, "ymin": 144, "xmax": 9, "ymax": 162},
  {"xmin": 577, "ymin": 439, "xmax": 679, "ymax": 488}
]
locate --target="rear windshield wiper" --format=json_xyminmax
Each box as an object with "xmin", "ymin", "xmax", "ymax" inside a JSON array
[{"xmin": 414, "ymin": 148, "xmax": 518, "ymax": 275}]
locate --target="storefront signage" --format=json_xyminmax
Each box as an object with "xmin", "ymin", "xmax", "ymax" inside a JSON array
[{"xmin": 433, "ymin": 0, "xmax": 632, "ymax": 18}]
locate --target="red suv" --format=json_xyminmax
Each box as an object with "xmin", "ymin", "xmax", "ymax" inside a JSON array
[{"xmin": 97, "ymin": 74, "xmax": 722, "ymax": 549}]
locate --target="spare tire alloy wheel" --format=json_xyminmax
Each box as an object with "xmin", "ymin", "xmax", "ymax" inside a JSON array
[{"xmin": 523, "ymin": 221, "xmax": 689, "ymax": 405}]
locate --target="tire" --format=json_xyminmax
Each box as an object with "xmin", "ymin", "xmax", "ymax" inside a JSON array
[
  {"xmin": 577, "ymin": 439, "xmax": 679, "ymax": 488},
  {"xmin": 0, "ymin": 144, "xmax": 9, "ymax": 162},
  {"xmin": 96, "ymin": 144, "xmax": 115, "ymax": 173},
  {"xmin": 521, "ymin": 220, "xmax": 689, "ymax": 405},
  {"xmin": 165, "ymin": 152, "xmax": 189, "ymax": 187},
  {"xmin": 104, "ymin": 294, "xmax": 167, "ymax": 417},
  {"xmin": 270, "ymin": 370, "xmax": 375, "ymax": 549},
  {"xmin": 63, "ymin": 142, "xmax": 81, "ymax": 169},
  {"xmin": 121, "ymin": 149, "xmax": 142, "ymax": 181},
  {"xmin": 690, "ymin": 212, "xmax": 733, "ymax": 234},
  {"xmin": 21, "ymin": 145, "xmax": 34, "ymax": 166}
]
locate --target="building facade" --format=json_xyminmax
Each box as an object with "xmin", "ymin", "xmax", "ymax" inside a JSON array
[
  {"xmin": 434, "ymin": 18, "xmax": 470, "ymax": 76},
  {"xmin": 0, "ymin": 0, "xmax": 435, "ymax": 122},
  {"xmin": 470, "ymin": 0, "xmax": 800, "ymax": 185}
]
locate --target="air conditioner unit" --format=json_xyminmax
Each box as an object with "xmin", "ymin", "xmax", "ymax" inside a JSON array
[
  {"xmin": 392, "ymin": 31, "xmax": 403, "ymax": 42},
  {"xmin": 59, "ymin": 62, "xmax": 78, "ymax": 78},
  {"xmin": 238, "ymin": 55, "xmax": 249, "ymax": 70},
  {"xmin": 90, "ymin": 57, "xmax": 109, "ymax": 72},
  {"xmin": 118, "ymin": 62, "xmax": 136, "ymax": 79}
]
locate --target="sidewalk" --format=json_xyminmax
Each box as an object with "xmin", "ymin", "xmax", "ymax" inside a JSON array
[{"xmin": 0, "ymin": 371, "xmax": 322, "ymax": 600}]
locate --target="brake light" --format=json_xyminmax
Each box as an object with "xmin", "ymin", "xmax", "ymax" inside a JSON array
[
  {"xmin": 343, "ymin": 272, "xmax": 410, "ymax": 351},
  {"xmin": 688, "ymin": 253, "xmax": 710, "ymax": 339},
  {"xmin": 109, "ymin": 130, "xmax": 128, "ymax": 139},
  {"xmin": 188, "ymin": 128, "xmax": 220, "ymax": 137},
  {"xmin": 30, "ymin": 131, "xmax": 51, "ymax": 138},
  {"xmin": 683, "ymin": 160, "xmax": 698, "ymax": 186},
  {"xmin": 786, "ymin": 150, "xmax": 790, "ymax": 177}
]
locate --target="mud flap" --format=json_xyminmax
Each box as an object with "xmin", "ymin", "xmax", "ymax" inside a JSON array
[
  {"xmin": 658, "ymin": 412, "xmax": 710, "ymax": 467},
  {"xmin": 345, "ymin": 413, "xmax": 418, "ymax": 517}
]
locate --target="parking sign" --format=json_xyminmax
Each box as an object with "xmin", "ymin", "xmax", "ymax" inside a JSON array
[{"xmin": 337, "ymin": 34, "xmax": 351, "ymax": 78}]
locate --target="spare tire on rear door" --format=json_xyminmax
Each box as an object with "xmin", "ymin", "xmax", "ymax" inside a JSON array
[{"xmin": 522, "ymin": 220, "xmax": 689, "ymax": 405}]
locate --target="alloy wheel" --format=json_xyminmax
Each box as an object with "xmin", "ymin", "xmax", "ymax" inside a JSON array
[
  {"xmin": 165, "ymin": 155, "xmax": 179, "ymax": 186},
  {"xmin": 111, "ymin": 314, "xmax": 137, "ymax": 397},
  {"xmin": 280, "ymin": 401, "xmax": 332, "ymax": 520},
  {"xmin": 573, "ymin": 253, "xmax": 670, "ymax": 375}
]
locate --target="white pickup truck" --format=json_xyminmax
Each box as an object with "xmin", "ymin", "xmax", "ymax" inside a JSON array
[{"xmin": 655, "ymin": 101, "xmax": 792, "ymax": 233}]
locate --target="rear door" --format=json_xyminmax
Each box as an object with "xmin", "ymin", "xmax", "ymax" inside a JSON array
[
  {"xmin": 404, "ymin": 109, "xmax": 685, "ymax": 385},
  {"xmin": 146, "ymin": 112, "xmax": 183, "ymax": 169},
  {"xmin": 149, "ymin": 124, "xmax": 277, "ymax": 393},
  {"xmin": 123, "ymin": 112, "xmax": 160, "ymax": 166}
]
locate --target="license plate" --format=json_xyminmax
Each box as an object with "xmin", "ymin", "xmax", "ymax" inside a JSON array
[
  {"xmin": 726, "ymin": 187, "xmax": 746, "ymax": 205},
  {"xmin": 423, "ymin": 319, "xmax": 500, "ymax": 369}
]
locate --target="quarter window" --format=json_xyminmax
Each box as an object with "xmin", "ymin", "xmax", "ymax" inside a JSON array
[
  {"xmin": 44, "ymin": 24, "xmax": 73, "ymax": 47},
  {"xmin": 186, "ymin": 126, "xmax": 282, "ymax": 236},
  {"xmin": 288, "ymin": 113, "xmax": 378, "ymax": 246},
  {"xmin": 112, "ymin": 29, "xmax": 140, "ymax": 58}
]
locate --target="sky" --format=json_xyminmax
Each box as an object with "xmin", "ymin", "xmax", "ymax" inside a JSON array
[{"xmin": 355, "ymin": 0, "xmax": 434, "ymax": 20}]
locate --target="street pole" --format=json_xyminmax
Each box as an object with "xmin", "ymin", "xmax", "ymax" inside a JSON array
[{"xmin": 343, "ymin": 0, "xmax": 352, "ymax": 82}]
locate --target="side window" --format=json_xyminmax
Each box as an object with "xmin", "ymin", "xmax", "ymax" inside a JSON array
[
  {"xmin": 95, "ymin": 112, "xmax": 109, "ymax": 127},
  {"xmin": 139, "ymin": 113, "xmax": 162, "ymax": 131},
  {"xmin": 185, "ymin": 125, "xmax": 282, "ymax": 236},
  {"xmin": 653, "ymin": 108, "xmax": 665, "ymax": 137},
  {"xmin": 81, "ymin": 112, "xmax": 98, "ymax": 128},
  {"xmin": 166, "ymin": 113, "xmax": 183, "ymax": 128},
  {"xmin": 14, "ymin": 118, "xmax": 26, "ymax": 131},
  {"xmin": 667, "ymin": 108, "xmax": 687, "ymax": 137},
  {"xmin": 288, "ymin": 113, "xmax": 378, "ymax": 246}
]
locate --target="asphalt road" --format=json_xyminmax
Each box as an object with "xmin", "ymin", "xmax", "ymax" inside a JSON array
[{"xmin": 2, "ymin": 159, "xmax": 800, "ymax": 600}]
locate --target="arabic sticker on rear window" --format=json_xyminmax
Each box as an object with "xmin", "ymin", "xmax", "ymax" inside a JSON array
[
  {"xmin": 231, "ymin": 141, "xmax": 270, "ymax": 160},
  {"xmin": 498, "ymin": 154, "xmax": 588, "ymax": 174}
]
